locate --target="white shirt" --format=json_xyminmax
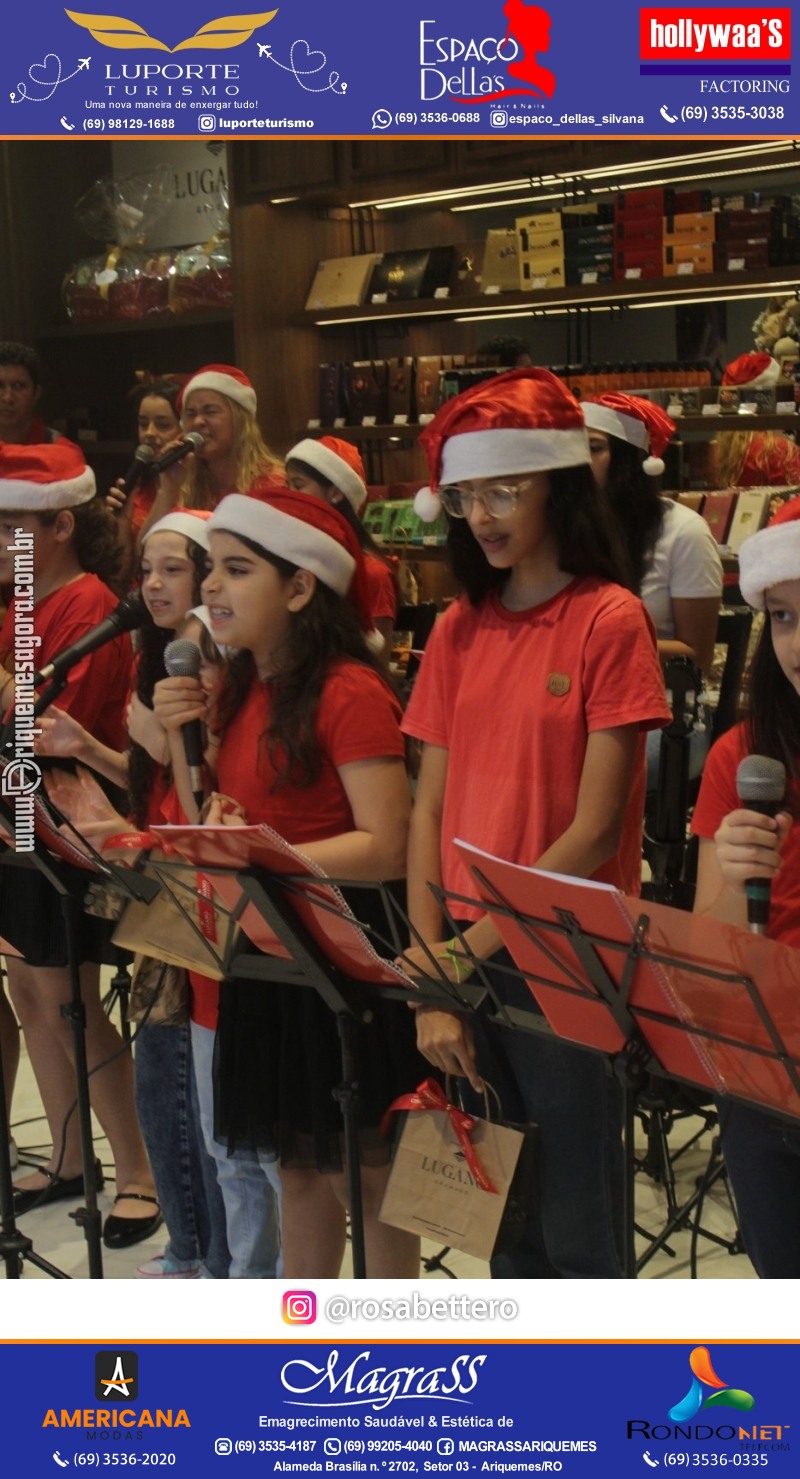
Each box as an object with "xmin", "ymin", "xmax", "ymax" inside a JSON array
[{"xmin": 641, "ymin": 498, "xmax": 724, "ymax": 641}]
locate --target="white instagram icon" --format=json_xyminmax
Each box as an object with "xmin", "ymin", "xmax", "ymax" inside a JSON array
[
  {"xmin": 490, "ymin": 109, "xmax": 508, "ymax": 128},
  {"xmin": 198, "ymin": 115, "xmax": 216, "ymax": 131}
]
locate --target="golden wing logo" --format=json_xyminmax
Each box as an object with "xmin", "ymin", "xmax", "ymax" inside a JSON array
[{"xmin": 65, "ymin": 9, "xmax": 279, "ymax": 52}]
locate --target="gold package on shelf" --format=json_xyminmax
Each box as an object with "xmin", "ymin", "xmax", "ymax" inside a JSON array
[
  {"xmin": 170, "ymin": 233, "xmax": 233, "ymax": 314},
  {"xmin": 62, "ymin": 167, "xmax": 174, "ymax": 325}
]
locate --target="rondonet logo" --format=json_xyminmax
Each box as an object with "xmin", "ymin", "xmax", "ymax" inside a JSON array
[{"xmin": 640, "ymin": 8, "xmax": 791, "ymax": 61}]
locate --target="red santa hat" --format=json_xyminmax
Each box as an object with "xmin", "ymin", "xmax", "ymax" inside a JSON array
[
  {"xmin": 286, "ymin": 436, "xmax": 369, "ymax": 516},
  {"xmin": 721, "ymin": 352, "xmax": 781, "ymax": 389},
  {"xmin": 414, "ymin": 367, "xmax": 590, "ymax": 522},
  {"xmin": 0, "ymin": 438, "xmax": 95, "ymax": 510},
  {"xmin": 142, "ymin": 508, "xmax": 212, "ymax": 551},
  {"xmin": 582, "ymin": 393, "xmax": 676, "ymax": 477},
  {"xmin": 180, "ymin": 364, "xmax": 257, "ymax": 417},
  {"xmin": 738, "ymin": 496, "xmax": 800, "ymax": 609},
  {"xmin": 207, "ymin": 488, "xmax": 375, "ymax": 636}
]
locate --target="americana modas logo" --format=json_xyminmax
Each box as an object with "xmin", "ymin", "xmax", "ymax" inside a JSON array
[
  {"xmin": 66, "ymin": 9, "xmax": 277, "ymax": 52},
  {"xmin": 95, "ymin": 1351, "xmax": 139, "ymax": 1401}
]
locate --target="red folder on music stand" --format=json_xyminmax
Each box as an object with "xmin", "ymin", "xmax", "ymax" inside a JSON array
[
  {"xmin": 148, "ymin": 823, "xmax": 419, "ymax": 993},
  {"xmin": 453, "ymin": 840, "xmax": 800, "ymax": 1123}
]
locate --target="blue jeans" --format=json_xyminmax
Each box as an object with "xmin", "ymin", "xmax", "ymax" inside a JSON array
[
  {"xmin": 467, "ymin": 952, "xmax": 625, "ymax": 1279},
  {"xmin": 191, "ymin": 1022, "xmax": 283, "ymax": 1279},
  {"xmin": 134, "ymin": 1023, "xmax": 230, "ymax": 1277},
  {"xmin": 716, "ymin": 1099, "xmax": 800, "ymax": 1279}
]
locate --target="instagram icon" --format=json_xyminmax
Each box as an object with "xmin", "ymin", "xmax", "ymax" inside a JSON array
[{"xmin": 283, "ymin": 1291, "xmax": 317, "ymax": 1324}]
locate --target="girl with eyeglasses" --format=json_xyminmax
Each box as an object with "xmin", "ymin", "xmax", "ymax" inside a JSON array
[{"xmin": 400, "ymin": 368, "xmax": 670, "ymax": 1280}]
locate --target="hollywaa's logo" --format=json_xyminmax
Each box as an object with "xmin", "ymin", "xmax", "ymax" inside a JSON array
[
  {"xmin": 420, "ymin": 1, "xmax": 556, "ymax": 104},
  {"xmin": 66, "ymin": 8, "xmax": 278, "ymax": 52},
  {"xmin": 667, "ymin": 1347, "xmax": 755, "ymax": 1423}
]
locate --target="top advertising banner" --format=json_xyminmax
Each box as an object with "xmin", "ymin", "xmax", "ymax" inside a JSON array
[{"xmin": 0, "ymin": 0, "xmax": 797, "ymax": 138}]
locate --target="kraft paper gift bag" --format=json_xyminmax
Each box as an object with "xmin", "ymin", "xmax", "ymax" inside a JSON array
[
  {"xmin": 111, "ymin": 854, "xmax": 232, "ymax": 979},
  {"xmin": 378, "ymin": 1078, "xmax": 525, "ymax": 1260}
]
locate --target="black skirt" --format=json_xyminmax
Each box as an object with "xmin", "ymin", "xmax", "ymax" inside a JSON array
[
  {"xmin": 0, "ymin": 859, "xmax": 116, "ymax": 969},
  {"xmin": 213, "ymin": 883, "xmax": 433, "ymax": 1173}
]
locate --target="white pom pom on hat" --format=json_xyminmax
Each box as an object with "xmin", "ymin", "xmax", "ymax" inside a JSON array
[{"xmin": 413, "ymin": 485, "xmax": 444, "ymax": 522}]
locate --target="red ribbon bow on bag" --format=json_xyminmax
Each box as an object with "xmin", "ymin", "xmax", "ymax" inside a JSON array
[{"xmin": 380, "ymin": 1077, "xmax": 498, "ymax": 1193}]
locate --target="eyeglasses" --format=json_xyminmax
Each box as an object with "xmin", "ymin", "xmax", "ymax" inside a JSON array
[{"xmin": 438, "ymin": 480, "xmax": 532, "ymax": 519}]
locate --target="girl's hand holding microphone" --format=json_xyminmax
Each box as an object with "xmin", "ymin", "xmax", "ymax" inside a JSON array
[
  {"xmin": 714, "ymin": 807, "xmax": 792, "ymax": 895},
  {"xmin": 152, "ymin": 673, "xmax": 207, "ymax": 733}
]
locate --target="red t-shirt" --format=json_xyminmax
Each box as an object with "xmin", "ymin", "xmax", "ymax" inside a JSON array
[
  {"xmin": 691, "ymin": 723, "xmax": 800, "ymax": 950},
  {"xmin": 738, "ymin": 432, "xmax": 800, "ymax": 489},
  {"xmin": 0, "ymin": 572, "xmax": 132, "ymax": 751},
  {"xmin": 190, "ymin": 659, "xmax": 404, "ymax": 1028},
  {"xmin": 364, "ymin": 552, "xmax": 398, "ymax": 624},
  {"xmin": 402, "ymin": 577, "xmax": 671, "ymax": 916}
]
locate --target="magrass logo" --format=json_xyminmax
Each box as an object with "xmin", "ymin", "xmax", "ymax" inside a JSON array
[
  {"xmin": 668, "ymin": 1347, "xmax": 755, "ymax": 1423},
  {"xmin": 95, "ymin": 1351, "xmax": 139, "ymax": 1401}
]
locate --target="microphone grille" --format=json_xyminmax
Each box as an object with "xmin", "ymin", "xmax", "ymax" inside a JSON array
[
  {"xmin": 164, "ymin": 638, "xmax": 202, "ymax": 679},
  {"xmin": 134, "ymin": 444, "xmax": 156, "ymax": 466},
  {"xmin": 736, "ymin": 754, "xmax": 787, "ymax": 806},
  {"xmin": 185, "ymin": 431, "xmax": 204, "ymax": 452}
]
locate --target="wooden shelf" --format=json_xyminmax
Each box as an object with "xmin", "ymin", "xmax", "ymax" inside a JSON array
[
  {"xmin": 38, "ymin": 308, "xmax": 233, "ymax": 340},
  {"xmin": 297, "ymin": 269, "xmax": 800, "ymax": 327},
  {"xmin": 300, "ymin": 414, "xmax": 798, "ymax": 444},
  {"xmin": 675, "ymin": 414, "xmax": 798, "ymax": 433}
]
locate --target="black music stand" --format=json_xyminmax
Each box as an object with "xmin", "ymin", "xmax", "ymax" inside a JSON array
[
  {"xmin": 138, "ymin": 824, "xmax": 484, "ymax": 1280},
  {"xmin": 434, "ymin": 842, "xmax": 800, "ymax": 1280},
  {"xmin": 0, "ymin": 773, "xmax": 158, "ymax": 1281}
]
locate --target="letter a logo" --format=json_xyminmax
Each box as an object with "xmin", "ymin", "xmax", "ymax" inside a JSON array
[{"xmin": 95, "ymin": 1350, "xmax": 139, "ymax": 1401}]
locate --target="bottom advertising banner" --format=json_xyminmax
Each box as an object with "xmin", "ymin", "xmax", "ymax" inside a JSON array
[{"xmin": 0, "ymin": 1341, "xmax": 795, "ymax": 1472}]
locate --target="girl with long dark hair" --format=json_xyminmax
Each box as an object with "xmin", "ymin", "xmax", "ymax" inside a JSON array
[
  {"xmin": 692, "ymin": 498, "xmax": 800, "ymax": 1277},
  {"xmin": 399, "ymin": 369, "xmax": 671, "ymax": 1279}
]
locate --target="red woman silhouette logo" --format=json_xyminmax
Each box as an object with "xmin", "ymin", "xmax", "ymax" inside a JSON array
[{"xmin": 502, "ymin": 1, "xmax": 556, "ymax": 99}]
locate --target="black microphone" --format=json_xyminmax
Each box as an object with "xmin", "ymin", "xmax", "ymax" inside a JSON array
[
  {"xmin": 163, "ymin": 638, "xmax": 205, "ymax": 811},
  {"xmin": 735, "ymin": 754, "xmax": 787, "ymax": 935},
  {"xmin": 151, "ymin": 432, "xmax": 204, "ymax": 476},
  {"xmin": 33, "ymin": 591, "xmax": 145, "ymax": 689},
  {"xmin": 118, "ymin": 443, "xmax": 156, "ymax": 500}
]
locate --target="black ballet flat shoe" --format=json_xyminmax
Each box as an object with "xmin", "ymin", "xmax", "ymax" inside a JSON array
[
  {"xmin": 103, "ymin": 1192, "xmax": 163, "ymax": 1251},
  {"xmin": 13, "ymin": 1158, "xmax": 105, "ymax": 1216}
]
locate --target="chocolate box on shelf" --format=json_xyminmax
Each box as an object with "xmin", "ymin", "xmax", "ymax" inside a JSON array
[
  {"xmin": 449, "ymin": 242, "xmax": 485, "ymax": 297},
  {"xmin": 482, "ymin": 229, "xmax": 520, "ymax": 292},
  {"xmin": 305, "ymin": 253, "xmax": 382, "ymax": 311},
  {"xmin": 367, "ymin": 247, "xmax": 454, "ymax": 303}
]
